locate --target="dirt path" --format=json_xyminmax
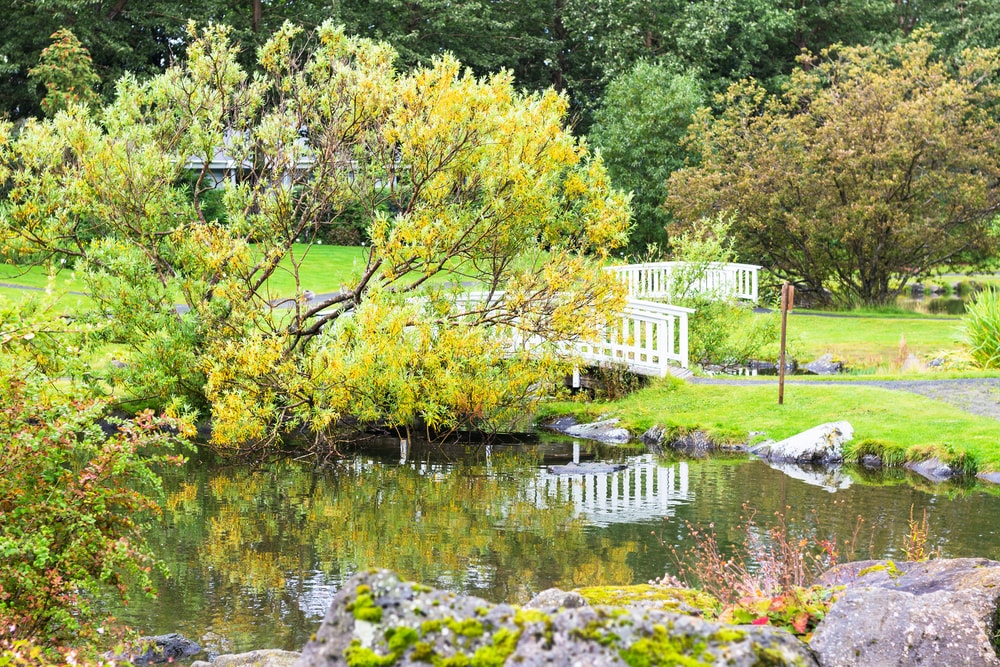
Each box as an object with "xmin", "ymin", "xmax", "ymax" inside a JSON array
[{"xmin": 691, "ymin": 376, "xmax": 1000, "ymax": 420}]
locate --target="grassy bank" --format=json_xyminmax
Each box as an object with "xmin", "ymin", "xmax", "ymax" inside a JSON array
[{"xmin": 539, "ymin": 377, "xmax": 1000, "ymax": 473}]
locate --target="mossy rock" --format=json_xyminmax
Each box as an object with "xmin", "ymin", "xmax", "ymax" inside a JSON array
[
  {"xmin": 574, "ymin": 584, "xmax": 720, "ymax": 616},
  {"xmin": 299, "ymin": 570, "xmax": 816, "ymax": 667}
]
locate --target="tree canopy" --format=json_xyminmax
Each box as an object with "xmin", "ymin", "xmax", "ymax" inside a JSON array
[
  {"xmin": 666, "ymin": 32, "xmax": 1000, "ymax": 305},
  {"xmin": 0, "ymin": 22, "xmax": 630, "ymax": 450},
  {"xmin": 590, "ymin": 60, "xmax": 705, "ymax": 254}
]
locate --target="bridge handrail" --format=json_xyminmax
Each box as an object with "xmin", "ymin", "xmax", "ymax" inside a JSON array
[
  {"xmin": 445, "ymin": 291, "xmax": 691, "ymax": 374},
  {"xmin": 606, "ymin": 261, "xmax": 760, "ymax": 303}
]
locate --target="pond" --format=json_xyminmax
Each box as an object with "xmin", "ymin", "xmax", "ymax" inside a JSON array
[{"xmin": 112, "ymin": 437, "xmax": 1000, "ymax": 656}]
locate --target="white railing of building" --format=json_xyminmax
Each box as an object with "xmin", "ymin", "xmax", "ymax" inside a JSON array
[
  {"xmin": 451, "ymin": 293, "xmax": 692, "ymax": 375},
  {"xmin": 607, "ymin": 262, "xmax": 760, "ymax": 303}
]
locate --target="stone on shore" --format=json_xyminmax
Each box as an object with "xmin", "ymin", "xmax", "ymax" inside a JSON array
[
  {"xmin": 749, "ymin": 421, "xmax": 851, "ymax": 464},
  {"xmin": 802, "ymin": 354, "xmax": 843, "ymax": 375},
  {"xmin": 812, "ymin": 558, "xmax": 1000, "ymax": 667},
  {"xmin": 112, "ymin": 633, "xmax": 202, "ymax": 665},
  {"xmin": 904, "ymin": 457, "xmax": 961, "ymax": 482}
]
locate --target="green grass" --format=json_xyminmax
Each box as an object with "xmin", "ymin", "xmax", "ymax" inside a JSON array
[
  {"xmin": 540, "ymin": 378, "xmax": 1000, "ymax": 472},
  {"xmin": 252, "ymin": 244, "xmax": 367, "ymax": 298},
  {"xmin": 780, "ymin": 311, "xmax": 966, "ymax": 372}
]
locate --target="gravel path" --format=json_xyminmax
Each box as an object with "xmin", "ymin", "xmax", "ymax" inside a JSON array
[{"xmin": 691, "ymin": 376, "xmax": 1000, "ymax": 421}]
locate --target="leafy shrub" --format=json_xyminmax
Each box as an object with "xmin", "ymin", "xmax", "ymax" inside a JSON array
[
  {"xmin": 0, "ymin": 299, "xmax": 192, "ymax": 653},
  {"xmin": 964, "ymin": 288, "xmax": 1000, "ymax": 368}
]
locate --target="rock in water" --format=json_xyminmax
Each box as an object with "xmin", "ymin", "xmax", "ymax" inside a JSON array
[
  {"xmin": 545, "ymin": 417, "xmax": 632, "ymax": 444},
  {"xmin": 546, "ymin": 462, "xmax": 628, "ymax": 475},
  {"xmin": 811, "ymin": 558, "xmax": 1000, "ymax": 667},
  {"xmin": 749, "ymin": 421, "xmax": 852, "ymax": 464},
  {"xmin": 114, "ymin": 633, "xmax": 202, "ymax": 665},
  {"xmin": 296, "ymin": 569, "xmax": 816, "ymax": 666}
]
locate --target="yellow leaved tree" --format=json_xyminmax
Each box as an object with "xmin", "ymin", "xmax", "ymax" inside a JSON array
[{"xmin": 0, "ymin": 22, "xmax": 630, "ymax": 452}]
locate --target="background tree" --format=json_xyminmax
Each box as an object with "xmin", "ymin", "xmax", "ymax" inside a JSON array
[
  {"xmin": 0, "ymin": 22, "xmax": 630, "ymax": 451},
  {"xmin": 590, "ymin": 60, "xmax": 704, "ymax": 254},
  {"xmin": 28, "ymin": 28, "xmax": 102, "ymax": 117},
  {"xmin": 667, "ymin": 32, "xmax": 1000, "ymax": 305}
]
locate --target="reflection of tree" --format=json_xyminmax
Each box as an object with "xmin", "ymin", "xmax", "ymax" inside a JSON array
[{"xmin": 126, "ymin": 455, "xmax": 637, "ymax": 652}]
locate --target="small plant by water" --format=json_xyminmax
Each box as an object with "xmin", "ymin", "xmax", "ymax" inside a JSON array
[{"xmin": 654, "ymin": 504, "xmax": 875, "ymax": 638}]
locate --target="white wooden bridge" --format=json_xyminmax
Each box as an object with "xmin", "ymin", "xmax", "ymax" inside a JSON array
[
  {"xmin": 542, "ymin": 262, "xmax": 758, "ymax": 377},
  {"xmin": 456, "ymin": 262, "xmax": 759, "ymax": 377},
  {"xmin": 586, "ymin": 262, "xmax": 759, "ymax": 376}
]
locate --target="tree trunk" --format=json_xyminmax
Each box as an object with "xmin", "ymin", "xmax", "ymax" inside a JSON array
[{"xmin": 252, "ymin": 0, "xmax": 262, "ymax": 32}]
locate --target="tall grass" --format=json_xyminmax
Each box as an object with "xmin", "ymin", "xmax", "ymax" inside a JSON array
[{"xmin": 964, "ymin": 288, "xmax": 1000, "ymax": 368}]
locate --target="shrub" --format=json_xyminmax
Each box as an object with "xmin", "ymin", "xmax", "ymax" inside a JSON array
[
  {"xmin": 964, "ymin": 288, "xmax": 1000, "ymax": 368},
  {"xmin": 656, "ymin": 505, "xmax": 864, "ymax": 638},
  {"xmin": 0, "ymin": 299, "xmax": 192, "ymax": 654}
]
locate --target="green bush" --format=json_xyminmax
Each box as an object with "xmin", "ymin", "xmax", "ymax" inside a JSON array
[
  {"xmin": 964, "ymin": 288, "xmax": 1000, "ymax": 368},
  {"xmin": 0, "ymin": 299, "xmax": 191, "ymax": 654}
]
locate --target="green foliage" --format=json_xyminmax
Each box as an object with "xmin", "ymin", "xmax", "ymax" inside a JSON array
[
  {"xmin": 668, "ymin": 32, "xmax": 1000, "ymax": 306},
  {"xmin": 665, "ymin": 216, "xmax": 778, "ymax": 367},
  {"xmin": 590, "ymin": 60, "xmax": 705, "ymax": 252},
  {"xmin": 0, "ymin": 297, "xmax": 191, "ymax": 652},
  {"xmin": 720, "ymin": 586, "xmax": 836, "ymax": 639},
  {"xmin": 0, "ymin": 22, "xmax": 630, "ymax": 452},
  {"xmin": 28, "ymin": 29, "xmax": 101, "ymax": 117},
  {"xmin": 964, "ymin": 288, "xmax": 1000, "ymax": 368}
]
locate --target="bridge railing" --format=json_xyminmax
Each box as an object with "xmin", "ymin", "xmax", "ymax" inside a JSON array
[
  {"xmin": 575, "ymin": 298, "xmax": 693, "ymax": 374},
  {"xmin": 451, "ymin": 292, "xmax": 692, "ymax": 374},
  {"xmin": 606, "ymin": 262, "xmax": 760, "ymax": 303}
]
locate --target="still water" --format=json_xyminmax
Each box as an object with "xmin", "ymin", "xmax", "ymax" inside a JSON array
[{"xmin": 115, "ymin": 438, "xmax": 1000, "ymax": 655}]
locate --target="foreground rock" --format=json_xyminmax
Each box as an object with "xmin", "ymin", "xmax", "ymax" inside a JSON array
[
  {"xmin": 749, "ymin": 421, "xmax": 852, "ymax": 464},
  {"xmin": 193, "ymin": 650, "xmax": 300, "ymax": 667},
  {"xmin": 812, "ymin": 558, "xmax": 1000, "ymax": 666},
  {"xmin": 297, "ymin": 570, "xmax": 816, "ymax": 666}
]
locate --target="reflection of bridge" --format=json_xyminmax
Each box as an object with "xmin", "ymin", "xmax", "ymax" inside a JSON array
[{"xmin": 527, "ymin": 454, "xmax": 693, "ymax": 527}]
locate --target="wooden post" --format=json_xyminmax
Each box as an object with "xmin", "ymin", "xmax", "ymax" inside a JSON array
[{"xmin": 778, "ymin": 282, "xmax": 794, "ymax": 405}]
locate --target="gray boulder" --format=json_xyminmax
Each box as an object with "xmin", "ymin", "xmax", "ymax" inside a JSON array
[
  {"xmin": 749, "ymin": 421, "xmax": 852, "ymax": 464},
  {"xmin": 978, "ymin": 471, "xmax": 1000, "ymax": 484},
  {"xmin": 802, "ymin": 354, "xmax": 843, "ymax": 375},
  {"xmin": 192, "ymin": 650, "xmax": 300, "ymax": 667},
  {"xmin": 296, "ymin": 569, "xmax": 816, "ymax": 667},
  {"xmin": 562, "ymin": 418, "xmax": 632, "ymax": 444},
  {"xmin": 811, "ymin": 558, "xmax": 1000, "ymax": 667},
  {"xmin": 523, "ymin": 587, "xmax": 588, "ymax": 610},
  {"xmin": 904, "ymin": 457, "xmax": 961, "ymax": 482}
]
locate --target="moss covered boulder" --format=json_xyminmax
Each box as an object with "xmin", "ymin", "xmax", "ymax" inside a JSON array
[{"xmin": 297, "ymin": 570, "xmax": 817, "ymax": 666}]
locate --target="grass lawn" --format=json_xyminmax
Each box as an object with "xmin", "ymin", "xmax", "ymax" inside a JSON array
[
  {"xmin": 539, "ymin": 378, "xmax": 1000, "ymax": 473},
  {"xmin": 778, "ymin": 311, "xmax": 967, "ymax": 373}
]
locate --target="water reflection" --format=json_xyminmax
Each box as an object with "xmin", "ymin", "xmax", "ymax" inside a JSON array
[{"xmin": 115, "ymin": 441, "xmax": 1000, "ymax": 655}]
